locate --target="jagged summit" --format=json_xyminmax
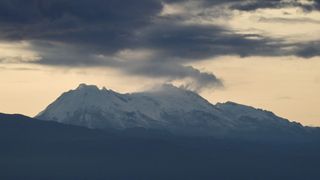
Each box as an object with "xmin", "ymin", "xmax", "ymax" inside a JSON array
[
  {"xmin": 36, "ymin": 83, "xmax": 308, "ymax": 139},
  {"xmin": 76, "ymin": 83, "xmax": 111, "ymax": 92},
  {"xmin": 77, "ymin": 83, "xmax": 98, "ymax": 90},
  {"xmin": 74, "ymin": 83, "xmax": 194, "ymax": 96}
]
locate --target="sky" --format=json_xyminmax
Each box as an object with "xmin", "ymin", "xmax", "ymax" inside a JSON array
[{"xmin": 0, "ymin": 0, "xmax": 320, "ymax": 126}]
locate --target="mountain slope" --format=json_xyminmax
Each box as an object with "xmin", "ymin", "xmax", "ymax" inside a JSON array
[
  {"xmin": 1, "ymin": 113, "xmax": 320, "ymax": 180},
  {"xmin": 0, "ymin": 113, "xmax": 107, "ymax": 142},
  {"xmin": 36, "ymin": 84, "xmax": 316, "ymax": 140}
]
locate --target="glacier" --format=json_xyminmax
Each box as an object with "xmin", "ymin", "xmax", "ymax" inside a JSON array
[{"xmin": 36, "ymin": 83, "xmax": 312, "ymax": 140}]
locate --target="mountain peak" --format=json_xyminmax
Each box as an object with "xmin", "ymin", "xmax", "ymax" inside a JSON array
[
  {"xmin": 76, "ymin": 83, "xmax": 100, "ymax": 91},
  {"xmin": 36, "ymin": 83, "xmax": 307, "ymax": 139}
]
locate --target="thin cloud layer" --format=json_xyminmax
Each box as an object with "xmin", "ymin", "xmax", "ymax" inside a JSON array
[{"xmin": 230, "ymin": 0, "xmax": 320, "ymax": 11}]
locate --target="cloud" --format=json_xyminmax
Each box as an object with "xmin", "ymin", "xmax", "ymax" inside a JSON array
[
  {"xmin": 295, "ymin": 42, "xmax": 320, "ymax": 58},
  {"xmin": 122, "ymin": 62, "xmax": 223, "ymax": 91},
  {"xmin": 137, "ymin": 23, "xmax": 284, "ymax": 60},
  {"xmin": 23, "ymin": 21, "xmax": 283, "ymax": 90},
  {"xmin": 0, "ymin": 0, "xmax": 319, "ymax": 90},
  {"xmin": 230, "ymin": 0, "xmax": 319, "ymax": 12},
  {"xmin": 0, "ymin": 66, "xmax": 40, "ymax": 71},
  {"xmin": 258, "ymin": 17, "xmax": 320, "ymax": 24},
  {"xmin": 0, "ymin": 0, "xmax": 286, "ymax": 60},
  {"xmin": 0, "ymin": 0, "xmax": 163, "ymax": 53}
]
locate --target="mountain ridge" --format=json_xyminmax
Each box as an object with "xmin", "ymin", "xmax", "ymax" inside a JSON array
[
  {"xmin": 36, "ymin": 83, "xmax": 317, "ymax": 141},
  {"xmin": 2, "ymin": 112, "xmax": 320, "ymax": 180}
]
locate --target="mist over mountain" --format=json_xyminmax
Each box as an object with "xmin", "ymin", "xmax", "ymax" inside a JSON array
[{"xmin": 36, "ymin": 83, "xmax": 318, "ymax": 141}]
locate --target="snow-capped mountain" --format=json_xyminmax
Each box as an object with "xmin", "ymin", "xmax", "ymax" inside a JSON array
[{"xmin": 36, "ymin": 83, "xmax": 311, "ymax": 139}]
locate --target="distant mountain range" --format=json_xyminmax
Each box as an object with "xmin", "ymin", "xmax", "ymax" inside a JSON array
[{"xmin": 36, "ymin": 83, "xmax": 319, "ymax": 141}]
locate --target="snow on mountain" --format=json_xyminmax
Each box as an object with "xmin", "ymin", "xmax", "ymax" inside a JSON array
[{"xmin": 36, "ymin": 83, "xmax": 308, "ymax": 138}]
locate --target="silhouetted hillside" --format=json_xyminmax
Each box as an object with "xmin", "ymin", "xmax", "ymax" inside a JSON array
[{"xmin": 1, "ymin": 113, "xmax": 320, "ymax": 180}]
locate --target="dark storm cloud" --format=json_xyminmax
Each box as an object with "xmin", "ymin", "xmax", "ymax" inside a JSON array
[
  {"xmin": 0, "ymin": 0, "xmax": 314, "ymax": 61},
  {"xmin": 312, "ymin": 0, "xmax": 320, "ymax": 10},
  {"xmin": 230, "ymin": 0, "xmax": 283, "ymax": 11},
  {"xmin": 0, "ymin": 0, "xmax": 162, "ymax": 53},
  {"xmin": 0, "ymin": 0, "xmax": 317, "ymax": 56},
  {"xmin": 138, "ymin": 23, "xmax": 282, "ymax": 60},
  {"xmin": 295, "ymin": 42, "xmax": 320, "ymax": 58},
  {"xmin": 0, "ymin": 0, "xmax": 162, "ymax": 25},
  {"xmin": 0, "ymin": 0, "xmax": 319, "ymax": 90},
  {"xmin": 230, "ymin": 0, "xmax": 320, "ymax": 12}
]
